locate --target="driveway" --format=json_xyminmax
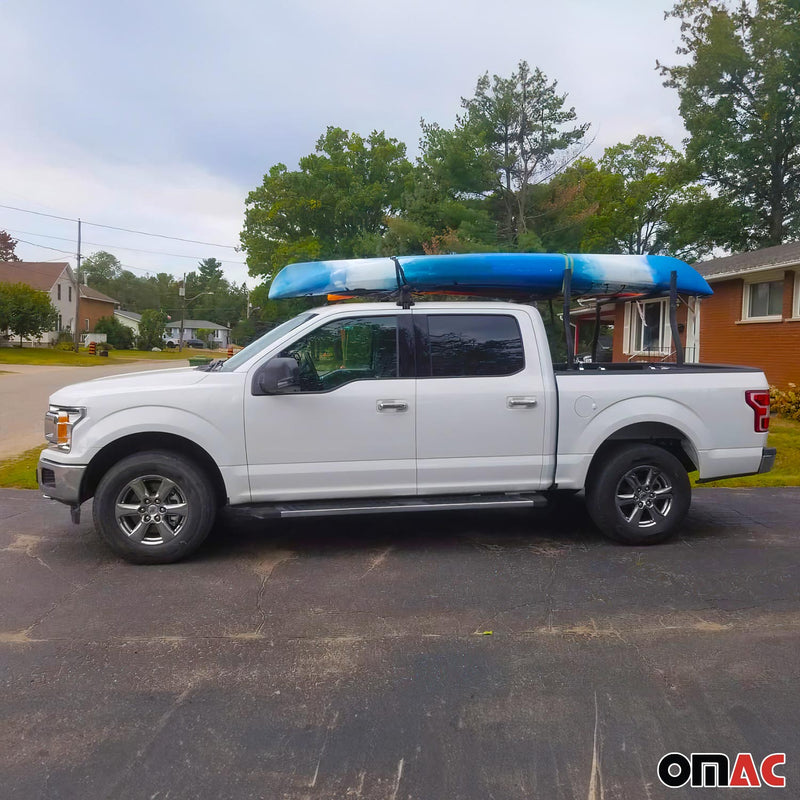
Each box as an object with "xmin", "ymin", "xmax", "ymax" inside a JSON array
[
  {"xmin": 1, "ymin": 487, "xmax": 797, "ymax": 798},
  {"xmin": 0, "ymin": 360, "xmax": 189, "ymax": 459}
]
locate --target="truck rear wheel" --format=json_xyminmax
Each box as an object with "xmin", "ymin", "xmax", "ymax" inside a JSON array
[
  {"xmin": 585, "ymin": 443, "xmax": 690, "ymax": 545},
  {"xmin": 93, "ymin": 451, "xmax": 217, "ymax": 564}
]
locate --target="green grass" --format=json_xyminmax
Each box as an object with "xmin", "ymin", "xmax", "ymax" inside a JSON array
[
  {"xmin": 0, "ymin": 347, "xmax": 206, "ymax": 367},
  {"xmin": 0, "ymin": 446, "xmax": 41, "ymax": 489},
  {"xmin": 692, "ymin": 416, "xmax": 800, "ymax": 488}
]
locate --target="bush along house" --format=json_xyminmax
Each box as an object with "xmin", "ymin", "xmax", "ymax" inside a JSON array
[{"xmin": 571, "ymin": 243, "xmax": 800, "ymax": 389}]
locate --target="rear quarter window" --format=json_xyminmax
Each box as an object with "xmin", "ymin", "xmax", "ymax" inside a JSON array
[{"xmin": 421, "ymin": 314, "xmax": 525, "ymax": 377}]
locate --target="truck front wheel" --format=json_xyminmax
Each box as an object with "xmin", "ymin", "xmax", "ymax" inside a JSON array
[
  {"xmin": 93, "ymin": 451, "xmax": 217, "ymax": 564},
  {"xmin": 585, "ymin": 444, "xmax": 690, "ymax": 545}
]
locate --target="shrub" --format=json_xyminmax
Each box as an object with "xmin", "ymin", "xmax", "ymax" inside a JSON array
[
  {"xmin": 56, "ymin": 341, "xmax": 74, "ymax": 351},
  {"xmin": 94, "ymin": 315, "xmax": 134, "ymax": 349},
  {"xmin": 770, "ymin": 384, "xmax": 800, "ymax": 421},
  {"xmin": 97, "ymin": 342, "xmax": 114, "ymax": 352}
]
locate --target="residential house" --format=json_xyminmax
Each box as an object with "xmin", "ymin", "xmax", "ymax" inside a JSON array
[
  {"xmin": 79, "ymin": 284, "xmax": 119, "ymax": 334},
  {"xmin": 0, "ymin": 261, "xmax": 77, "ymax": 344},
  {"xmin": 114, "ymin": 309, "xmax": 142, "ymax": 336},
  {"xmin": 164, "ymin": 319, "xmax": 231, "ymax": 349},
  {"xmin": 587, "ymin": 243, "xmax": 800, "ymax": 388}
]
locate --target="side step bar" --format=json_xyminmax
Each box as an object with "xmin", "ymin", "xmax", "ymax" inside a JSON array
[{"xmin": 238, "ymin": 493, "xmax": 548, "ymax": 520}]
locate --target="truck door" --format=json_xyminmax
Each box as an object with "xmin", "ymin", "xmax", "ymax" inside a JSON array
[
  {"xmin": 414, "ymin": 310, "xmax": 549, "ymax": 493},
  {"xmin": 244, "ymin": 313, "xmax": 416, "ymax": 502}
]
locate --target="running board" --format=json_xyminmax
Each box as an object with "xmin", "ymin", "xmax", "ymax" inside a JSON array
[{"xmin": 238, "ymin": 493, "xmax": 548, "ymax": 520}]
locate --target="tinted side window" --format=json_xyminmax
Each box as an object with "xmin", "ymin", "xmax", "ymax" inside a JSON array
[
  {"xmin": 280, "ymin": 316, "xmax": 398, "ymax": 392},
  {"xmin": 424, "ymin": 315, "xmax": 524, "ymax": 377}
]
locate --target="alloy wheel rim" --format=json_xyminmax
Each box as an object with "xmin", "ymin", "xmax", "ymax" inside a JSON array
[
  {"xmin": 615, "ymin": 464, "xmax": 673, "ymax": 528},
  {"xmin": 114, "ymin": 474, "xmax": 188, "ymax": 546}
]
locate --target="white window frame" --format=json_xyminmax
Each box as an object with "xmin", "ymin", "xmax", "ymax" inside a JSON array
[
  {"xmin": 792, "ymin": 269, "xmax": 800, "ymax": 320},
  {"xmin": 623, "ymin": 298, "xmax": 671, "ymax": 356},
  {"xmin": 741, "ymin": 270, "xmax": 785, "ymax": 322}
]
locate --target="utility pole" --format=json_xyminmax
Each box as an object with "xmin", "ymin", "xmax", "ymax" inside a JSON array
[
  {"xmin": 178, "ymin": 273, "xmax": 186, "ymax": 352},
  {"xmin": 73, "ymin": 218, "xmax": 82, "ymax": 353}
]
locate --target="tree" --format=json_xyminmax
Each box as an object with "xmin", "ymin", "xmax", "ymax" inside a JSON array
[
  {"xmin": 0, "ymin": 230, "xmax": 20, "ymax": 261},
  {"xmin": 0, "ymin": 282, "xmax": 57, "ymax": 344},
  {"xmin": 81, "ymin": 251, "xmax": 123, "ymax": 288},
  {"xmin": 241, "ymin": 127, "xmax": 413, "ymax": 283},
  {"xmin": 578, "ymin": 135, "xmax": 730, "ymax": 261},
  {"xmin": 195, "ymin": 327, "xmax": 214, "ymax": 348},
  {"xmin": 459, "ymin": 61, "xmax": 590, "ymax": 244},
  {"xmin": 660, "ymin": 0, "xmax": 800, "ymax": 246},
  {"xmin": 136, "ymin": 309, "xmax": 167, "ymax": 350},
  {"xmin": 94, "ymin": 315, "xmax": 135, "ymax": 349}
]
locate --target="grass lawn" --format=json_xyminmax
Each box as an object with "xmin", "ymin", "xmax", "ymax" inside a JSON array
[
  {"xmin": 0, "ymin": 446, "xmax": 42, "ymax": 489},
  {"xmin": 0, "ymin": 347, "xmax": 208, "ymax": 367},
  {"xmin": 2, "ymin": 417, "xmax": 798, "ymax": 492}
]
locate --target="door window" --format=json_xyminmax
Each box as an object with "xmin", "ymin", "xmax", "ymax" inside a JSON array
[
  {"xmin": 418, "ymin": 314, "xmax": 525, "ymax": 377},
  {"xmin": 280, "ymin": 316, "xmax": 399, "ymax": 392}
]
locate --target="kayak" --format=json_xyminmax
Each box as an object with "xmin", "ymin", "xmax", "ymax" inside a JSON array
[{"xmin": 268, "ymin": 252, "xmax": 713, "ymax": 300}]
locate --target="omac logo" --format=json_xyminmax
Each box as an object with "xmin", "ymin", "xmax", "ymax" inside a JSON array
[{"xmin": 658, "ymin": 752, "xmax": 786, "ymax": 788}]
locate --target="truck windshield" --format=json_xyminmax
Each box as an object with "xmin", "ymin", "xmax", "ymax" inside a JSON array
[{"xmin": 220, "ymin": 313, "xmax": 317, "ymax": 372}]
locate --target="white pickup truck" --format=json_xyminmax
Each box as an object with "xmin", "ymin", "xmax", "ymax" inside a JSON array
[{"xmin": 37, "ymin": 301, "xmax": 776, "ymax": 563}]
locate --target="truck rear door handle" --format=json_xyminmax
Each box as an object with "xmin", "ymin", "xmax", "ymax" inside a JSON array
[
  {"xmin": 377, "ymin": 400, "xmax": 408, "ymax": 412},
  {"xmin": 507, "ymin": 396, "xmax": 538, "ymax": 408}
]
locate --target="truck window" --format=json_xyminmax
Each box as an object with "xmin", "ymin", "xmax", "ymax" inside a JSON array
[
  {"xmin": 280, "ymin": 316, "xmax": 398, "ymax": 391},
  {"xmin": 421, "ymin": 314, "xmax": 525, "ymax": 377}
]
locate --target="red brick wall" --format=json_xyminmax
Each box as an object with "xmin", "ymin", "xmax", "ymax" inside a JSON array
[
  {"xmin": 698, "ymin": 271, "xmax": 799, "ymax": 388},
  {"xmin": 79, "ymin": 298, "xmax": 117, "ymax": 332}
]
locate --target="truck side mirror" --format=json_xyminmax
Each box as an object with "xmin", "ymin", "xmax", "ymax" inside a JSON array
[{"xmin": 252, "ymin": 357, "xmax": 301, "ymax": 396}]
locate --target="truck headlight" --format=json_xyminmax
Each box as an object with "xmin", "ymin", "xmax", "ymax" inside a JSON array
[{"xmin": 44, "ymin": 406, "xmax": 86, "ymax": 451}]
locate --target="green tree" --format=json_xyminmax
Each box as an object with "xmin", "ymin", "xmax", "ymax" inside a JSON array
[
  {"xmin": 81, "ymin": 251, "xmax": 123, "ymax": 289},
  {"xmin": 241, "ymin": 126, "xmax": 413, "ymax": 284},
  {"xmin": 459, "ymin": 61, "xmax": 590, "ymax": 244},
  {"xmin": 94, "ymin": 315, "xmax": 135, "ymax": 349},
  {"xmin": 0, "ymin": 230, "xmax": 21, "ymax": 261},
  {"xmin": 660, "ymin": 0, "xmax": 800, "ymax": 246},
  {"xmin": 195, "ymin": 327, "xmax": 214, "ymax": 347},
  {"xmin": 0, "ymin": 282, "xmax": 58, "ymax": 344},
  {"xmin": 579, "ymin": 135, "xmax": 728, "ymax": 260},
  {"xmin": 136, "ymin": 309, "xmax": 167, "ymax": 350}
]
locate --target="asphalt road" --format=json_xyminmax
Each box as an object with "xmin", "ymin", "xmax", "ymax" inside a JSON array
[
  {"xmin": 0, "ymin": 360, "xmax": 190, "ymax": 459},
  {"xmin": 1, "ymin": 487, "xmax": 798, "ymax": 799}
]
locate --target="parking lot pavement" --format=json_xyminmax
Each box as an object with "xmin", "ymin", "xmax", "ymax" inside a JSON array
[
  {"xmin": 1, "ymin": 487, "xmax": 798, "ymax": 799},
  {"xmin": 0, "ymin": 360, "xmax": 190, "ymax": 459}
]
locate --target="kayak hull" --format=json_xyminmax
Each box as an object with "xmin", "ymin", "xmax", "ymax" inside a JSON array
[{"xmin": 268, "ymin": 253, "xmax": 713, "ymax": 300}]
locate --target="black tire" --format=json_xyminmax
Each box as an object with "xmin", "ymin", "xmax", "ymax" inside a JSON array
[
  {"xmin": 92, "ymin": 450, "xmax": 217, "ymax": 564},
  {"xmin": 585, "ymin": 443, "xmax": 690, "ymax": 545}
]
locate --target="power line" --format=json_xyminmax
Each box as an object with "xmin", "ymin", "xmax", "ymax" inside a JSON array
[
  {"xmin": 5, "ymin": 227, "xmax": 247, "ymax": 264},
  {"xmin": 13, "ymin": 238, "xmax": 154, "ymax": 275},
  {"xmin": 0, "ymin": 202, "xmax": 240, "ymax": 249}
]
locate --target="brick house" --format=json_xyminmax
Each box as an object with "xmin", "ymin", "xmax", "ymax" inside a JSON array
[
  {"xmin": 78, "ymin": 284, "xmax": 119, "ymax": 333},
  {"xmin": 583, "ymin": 243, "xmax": 800, "ymax": 388}
]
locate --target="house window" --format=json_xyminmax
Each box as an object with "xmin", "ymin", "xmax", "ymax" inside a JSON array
[
  {"xmin": 743, "ymin": 279, "xmax": 783, "ymax": 320},
  {"xmin": 625, "ymin": 299, "xmax": 671, "ymax": 355},
  {"xmin": 57, "ymin": 315, "xmax": 62, "ymax": 332},
  {"xmin": 85, "ymin": 318, "xmax": 90, "ymax": 331},
  {"xmin": 68, "ymin": 286, "xmax": 72, "ymax": 302},
  {"xmin": 57, "ymin": 284, "xmax": 61, "ymax": 300}
]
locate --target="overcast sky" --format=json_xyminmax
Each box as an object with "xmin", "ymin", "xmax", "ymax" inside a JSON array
[{"xmin": 1, "ymin": 0, "xmax": 686, "ymax": 287}]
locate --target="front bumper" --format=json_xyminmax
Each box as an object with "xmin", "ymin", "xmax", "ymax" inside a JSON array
[{"xmin": 37, "ymin": 454, "xmax": 86, "ymax": 505}]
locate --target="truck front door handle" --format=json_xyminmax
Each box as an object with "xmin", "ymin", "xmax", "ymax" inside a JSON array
[
  {"xmin": 507, "ymin": 396, "xmax": 538, "ymax": 409},
  {"xmin": 377, "ymin": 400, "xmax": 408, "ymax": 412}
]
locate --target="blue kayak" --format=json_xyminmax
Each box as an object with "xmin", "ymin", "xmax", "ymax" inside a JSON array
[{"xmin": 268, "ymin": 252, "xmax": 713, "ymax": 300}]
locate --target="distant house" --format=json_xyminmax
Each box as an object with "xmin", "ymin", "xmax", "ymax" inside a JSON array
[
  {"xmin": 79, "ymin": 284, "xmax": 119, "ymax": 333},
  {"xmin": 164, "ymin": 319, "xmax": 231, "ymax": 349},
  {"xmin": 114, "ymin": 309, "xmax": 142, "ymax": 336},
  {"xmin": 0, "ymin": 261, "xmax": 78, "ymax": 344},
  {"xmin": 591, "ymin": 242, "xmax": 800, "ymax": 388}
]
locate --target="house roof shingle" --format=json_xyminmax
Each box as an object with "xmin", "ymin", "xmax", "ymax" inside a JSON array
[
  {"xmin": 694, "ymin": 241, "xmax": 800, "ymax": 279},
  {"xmin": 173, "ymin": 319, "xmax": 231, "ymax": 330},
  {"xmin": 80, "ymin": 284, "xmax": 118, "ymax": 304},
  {"xmin": 114, "ymin": 309, "xmax": 142, "ymax": 321},
  {"xmin": 0, "ymin": 261, "xmax": 71, "ymax": 291}
]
